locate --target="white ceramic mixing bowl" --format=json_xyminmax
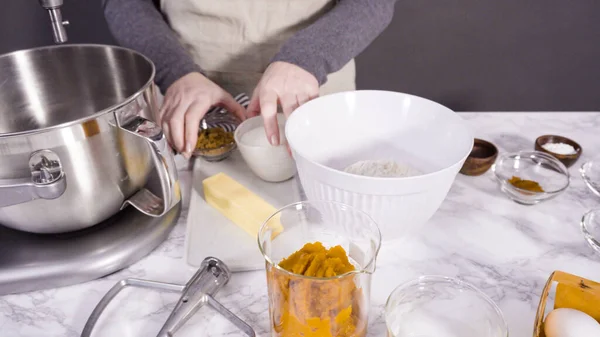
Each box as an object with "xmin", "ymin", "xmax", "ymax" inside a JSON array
[{"xmin": 285, "ymin": 91, "xmax": 473, "ymax": 241}]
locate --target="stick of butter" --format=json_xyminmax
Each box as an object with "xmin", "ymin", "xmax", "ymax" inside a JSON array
[{"xmin": 203, "ymin": 172, "xmax": 283, "ymax": 238}]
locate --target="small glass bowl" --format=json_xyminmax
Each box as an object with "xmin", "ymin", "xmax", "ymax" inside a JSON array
[
  {"xmin": 581, "ymin": 209, "xmax": 600, "ymax": 255},
  {"xmin": 193, "ymin": 141, "xmax": 236, "ymax": 162},
  {"xmin": 193, "ymin": 117, "xmax": 239, "ymax": 162},
  {"xmin": 492, "ymin": 151, "xmax": 570, "ymax": 205},
  {"xmin": 580, "ymin": 159, "xmax": 600, "ymax": 197},
  {"xmin": 385, "ymin": 276, "xmax": 508, "ymax": 337}
]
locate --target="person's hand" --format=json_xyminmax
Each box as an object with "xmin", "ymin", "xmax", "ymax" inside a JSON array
[
  {"xmin": 247, "ymin": 61, "xmax": 319, "ymax": 145},
  {"xmin": 158, "ymin": 72, "xmax": 246, "ymax": 158}
]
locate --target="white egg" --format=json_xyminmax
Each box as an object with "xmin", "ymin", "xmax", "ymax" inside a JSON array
[{"xmin": 544, "ymin": 308, "xmax": 600, "ymax": 337}]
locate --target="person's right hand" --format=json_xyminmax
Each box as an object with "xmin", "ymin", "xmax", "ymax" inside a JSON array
[{"xmin": 158, "ymin": 72, "xmax": 246, "ymax": 158}]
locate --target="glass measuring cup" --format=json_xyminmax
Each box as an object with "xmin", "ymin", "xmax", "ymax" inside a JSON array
[
  {"xmin": 385, "ymin": 276, "xmax": 508, "ymax": 337},
  {"xmin": 258, "ymin": 201, "xmax": 381, "ymax": 337}
]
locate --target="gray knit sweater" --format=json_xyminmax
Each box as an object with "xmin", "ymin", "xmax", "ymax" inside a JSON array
[{"xmin": 102, "ymin": 0, "xmax": 396, "ymax": 92}]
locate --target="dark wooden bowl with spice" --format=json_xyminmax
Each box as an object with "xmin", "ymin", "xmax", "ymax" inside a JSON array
[
  {"xmin": 460, "ymin": 138, "xmax": 498, "ymax": 176},
  {"xmin": 535, "ymin": 135, "xmax": 582, "ymax": 168}
]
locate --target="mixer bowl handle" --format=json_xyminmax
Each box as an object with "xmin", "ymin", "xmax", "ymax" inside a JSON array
[
  {"xmin": 0, "ymin": 149, "xmax": 67, "ymax": 208},
  {"xmin": 118, "ymin": 115, "xmax": 181, "ymax": 217}
]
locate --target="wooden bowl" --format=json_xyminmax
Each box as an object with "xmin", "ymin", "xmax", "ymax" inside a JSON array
[
  {"xmin": 535, "ymin": 135, "xmax": 582, "ymax": 168},
  {"xmin": 534, "ymin": 271, "xmax": 600, "ymax": 337},
  {"xmin": 459, "ymin": 138, "xmax": 498, "ymax": 176}
]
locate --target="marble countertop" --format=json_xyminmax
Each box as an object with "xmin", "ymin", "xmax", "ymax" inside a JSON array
[{"xmin": 2, "ymin": 112, "xmax": 600, "ymax": 337}]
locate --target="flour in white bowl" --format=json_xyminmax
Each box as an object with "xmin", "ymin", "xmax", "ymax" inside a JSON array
[{"xmin": 343, "ymin": 160, "xmax": 422, "ymax": 178}]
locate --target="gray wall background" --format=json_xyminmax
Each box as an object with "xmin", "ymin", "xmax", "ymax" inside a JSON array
[{"xmin": 2, "ymin": 0, "xmax": 599, "ymax": 111}]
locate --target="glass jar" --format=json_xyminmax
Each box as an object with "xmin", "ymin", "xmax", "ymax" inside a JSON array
[
  {"xmin": 258, "ymin": 201, "xmax": 381, "ymax": 337},
  {"xmin": 385, "ymin": 276, "xmax": 508, "ymax": 337}
]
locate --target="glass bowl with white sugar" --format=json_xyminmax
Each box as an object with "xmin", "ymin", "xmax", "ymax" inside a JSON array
[{"xmin": 385, "ymin": 276, "xmax": 508, "ymax": 337}]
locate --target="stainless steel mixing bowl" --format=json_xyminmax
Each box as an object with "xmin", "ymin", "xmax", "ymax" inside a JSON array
[{"xmin": 0, "ymin": 44, "xmax": 180, "ymax": 233}]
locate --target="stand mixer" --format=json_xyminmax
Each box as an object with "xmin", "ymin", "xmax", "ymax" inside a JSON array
[
  {"xmin": 0, "ymin": 1, "xmax": 182, "ymax": 295},
  {"xmin": 38, "ymin": 0, "xmax": 69, "ymax": 43}
]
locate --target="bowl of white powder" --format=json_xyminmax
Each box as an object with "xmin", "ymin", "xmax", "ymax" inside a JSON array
[
  {"xmin": 234, "ymin": 114, "xmax": 296, "ymax": 182},
  {"xmin": 285, "ymin": 90, "xmax": 473, "ymax": 241},
  {"xmin": 535, "ymin": 135, "xmax": 582, "ymax": 168},
  {"xmin": 343, "ymin": 160, "xmax": 423, "ymax": 178}
]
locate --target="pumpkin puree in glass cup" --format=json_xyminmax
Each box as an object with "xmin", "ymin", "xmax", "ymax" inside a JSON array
[{"xmin": 259, "ymin": 201, "xmax": 381, "ymax": 337}]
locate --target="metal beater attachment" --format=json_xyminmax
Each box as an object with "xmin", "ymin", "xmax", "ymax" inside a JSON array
[
  {"xmin": 81, "ymin": 257, "xmax": 255, "ymax": 337},
  {"xmin": 38, "ymin": 0, "xmax": 69, "ymax": 43}
]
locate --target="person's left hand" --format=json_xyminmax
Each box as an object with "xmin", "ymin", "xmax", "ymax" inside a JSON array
[{"xmin": 247, "ymin": 61, "xmax": 319, "ymax": 146}]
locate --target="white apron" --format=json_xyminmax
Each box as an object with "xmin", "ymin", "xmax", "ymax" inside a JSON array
[{"xmin": 160, "ymin": 0, "xmax": 356, "ymax": 97}]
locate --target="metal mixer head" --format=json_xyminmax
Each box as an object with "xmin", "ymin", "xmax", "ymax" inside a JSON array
[{"xmin": 38, "ymin": 0, "xmax": 69, "ymax": 43}]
